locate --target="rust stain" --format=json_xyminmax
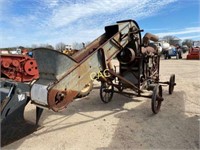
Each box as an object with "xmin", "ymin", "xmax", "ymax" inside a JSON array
[{"xmin": 48, "ymin": 89, "xmax": 78, "ymax": 112}]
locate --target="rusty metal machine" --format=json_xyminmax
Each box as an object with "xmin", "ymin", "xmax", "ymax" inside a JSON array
[
  {"xmin": 0, "ymin": 49, "xmax": 92, "ymax": 124},
  {"xmin": 0, "ymin": 53, "xmax": 39, "ymax": 123},
  {"xmin": 30, "ymin": 20, "xmax": 176, "ymax": 123},
  {"xmin": 1, "ymin": 54, "xmax": 39, "ymax": 82},
  {"xmin": 0, "ymin": 20, "xmax": 176, "ymax": 125}
]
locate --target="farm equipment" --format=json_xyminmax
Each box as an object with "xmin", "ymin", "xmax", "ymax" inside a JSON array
[
  {"xmin": 1, "ymin": 54, "xmax": 39, "ymax": 82},
  {"xmin": 29, "ymin": 19, "xmax": 176, "ymax": 123},
  {"xmin": 0, "ymin": 54, "xmax": 92, "ymax": 123},
  {"xmin": 164, "ymin": 47, "xmax": 182, "ymax": 59},
  {"xmin": 187, "ymin": 41, "xmax": 200, "ymax": 60},
  {"xmin": 156, "ymin": 41, "xmax": 182, "ymax": 59},
  {"xmin": 0, "ymin": 53, "xmax": 38, "ymax": 123},
  {"xmin": 0, "ymin": 79, "xmax": 30, "ymax": 122},
  {"xmin": 31, "ymin": 20, "xmax": 175, "ymax": 123}
]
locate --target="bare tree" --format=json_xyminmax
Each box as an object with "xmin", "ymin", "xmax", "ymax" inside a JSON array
[
  {"xmin": 39, "ymin": 44, "xmax": 54, "ymax": 49},
  {"xmin": 55, "ymin": 42, "xmax": 66, "ymax": 52},
  {"xmin": 31, "ymin": 44, "xmax": 38, "ymax": 49},
  {"xmin": 85, "ymin": 41, "xmax": 91, "ymax": 46},
  {"xmin": 72, "ymin": 42, "xmax": 84, "ymax": 50},
  {"xmin": 182, "ymin": 39, "xmax": 193, "ymax": 48},
  {"xmin": 162, "ymin": 35, "xmax": 180, "ymax": 46},
  {"xmin": 46, "ymin": 45, "xmax": 54, "ymax": 49}
]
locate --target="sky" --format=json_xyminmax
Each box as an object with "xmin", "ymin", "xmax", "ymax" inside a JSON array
[{"xmin": 0, "ymin": 0, "xmax": 199, "ymax": 48}]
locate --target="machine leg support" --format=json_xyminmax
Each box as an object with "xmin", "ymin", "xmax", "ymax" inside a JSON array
[{"xmin": 36, "ymin": 107, "xmax": 43, "ymax": 125}]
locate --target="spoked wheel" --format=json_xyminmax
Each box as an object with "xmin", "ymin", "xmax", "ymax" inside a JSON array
[
  {"xmin": 169, "ymin": 74, "xmax": 175, "ymax": 94},
  {"xmin": 118, "ymin": 82, "xmax": 124, "ymax": 92},
  {"xmin": 151, "ymin": 85, "xmax": 164, "ymax": 114},
  {"xmin": 100, "ymin": 82, "xmax": 114, "ymax": 103}
]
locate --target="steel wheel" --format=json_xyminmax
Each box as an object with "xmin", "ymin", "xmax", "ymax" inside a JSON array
[
  {"xmin": 118, "ymin": 82, "xmax": 124, "ymax": 92},
  {"xmin": 169, "ymin": 74, "xmax": 175, "ymax": 94},
  {"xmin": 100, "ymin": 82, "xmax": 114, "ymax": 103},
  {"xmin": 151, "ymin": 85, "xmax": 163, "ymax": 114}
]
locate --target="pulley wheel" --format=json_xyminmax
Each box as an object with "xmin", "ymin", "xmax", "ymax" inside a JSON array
[
  {"xmin": 12, "ymin": 60, "xmax": 20, "ymax": 67},
  {"xmin": 100, "ymin": 82, "xmax": 114, "ymax": 103},
  {"xmin": 151, "ymin": 85, "xmax": 163, "ymax": 114},
  {"xmin": 2, "ymin": 59, "xmax": 11, "ymax": 68},
  {"xmin": 24, "ymin": 59, "xmax": 38, "ymax": 76},
  {"xmin": 169, "ymin": 74, "xmax": 175, "ymax": 94},
  {"xmin": 118, "ymin": 82, "xmax": 124, "ymax": 92},
  {"xmin": 2, "ymin": 62, "xmax": 10, "ymax": 68}
]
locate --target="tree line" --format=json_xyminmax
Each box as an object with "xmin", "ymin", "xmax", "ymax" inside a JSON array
[
  {"xmin": 162, "ymin": 35, "xmax": 194, "ymax": 48},
  {"xmin": 30, "ymin": 41, "xmax": 90, "ymax": 52},
  {"xmin": 0, "ymin": 36, "xmax": 195, "ymax": 51},
  {"xmin": 31, "ymin": 36, "xmax": 194, "ymax": 52}
]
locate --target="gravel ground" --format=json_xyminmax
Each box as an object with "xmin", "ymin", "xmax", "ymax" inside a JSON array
[{"xmin": 2, "ymin": 54, "xmax": 200, "ymax": 150}]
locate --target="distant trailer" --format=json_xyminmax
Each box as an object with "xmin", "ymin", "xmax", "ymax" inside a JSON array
[
  {"xmin": 187, "ymin": 41, "xmax": 200, "ymax": 60},
  {"xmin": 187, "ymin": 47, "xmax": 200, "ymax": 60}
]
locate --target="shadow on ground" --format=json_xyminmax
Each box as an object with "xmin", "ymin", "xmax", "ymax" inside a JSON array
[
  {"xmin": 97, "ymin": 90, "xmax": 199, "ymax": 149},
  {"xmin": 1, "ymin": 85, "xmax": 199, "ymax": 149},
  {"xmin": 1, "ymin": 109, "xmax": 38, "ymax": 147},
  {"xmin": 1, "ymin": 85, "xmax": 133, "ymax": 148}
]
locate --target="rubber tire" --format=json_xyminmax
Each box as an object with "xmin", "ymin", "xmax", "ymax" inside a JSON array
[
  {"xmin": 169, "ymin": 74, "xmax": 175, "ymax": 95},
  {"xmin": 151, "ymin": 85, "xmax": 163, "ymax": 114},
  {"xmin": 164, "ymin": 54, "xmax": 167, "ymax": 59},
  {"xmin": 176, "ymin": 53, "xmax": 179, "ymax": 59},
  {"xmin": 179, "ymin": 52, "xmax": 182, "ymax": 59},
  {"xmin": 100, "ymin": 82, "xmax": 114, "ymax": 103}
]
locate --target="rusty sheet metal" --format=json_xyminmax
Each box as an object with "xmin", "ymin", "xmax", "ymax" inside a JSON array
[
  {"xmin": 32, "ymin": 48, "xmax": 103, "ymax": 111},
  {"xmin": 32, "ymin": 49, "xmax": 77, "ymax": 80},
  {"xmin": 48, "ymin": 89, "xmax": 78, "ymax": 112},
  {"xmin": 143, "ymin": 33, "xmax": 159, "ymax": 46},
  {"xmin": 141, "ymin": 45, "xmax": 158, "ymax": 54},
  {"xmin": 72, "ymin": 34, "xmax": 107, "ymax": 62}
]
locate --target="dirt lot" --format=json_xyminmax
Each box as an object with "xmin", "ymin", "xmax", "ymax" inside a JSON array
[{"xmin": 2, "ymin": 55, "xmax": 200, "ymax": 150}]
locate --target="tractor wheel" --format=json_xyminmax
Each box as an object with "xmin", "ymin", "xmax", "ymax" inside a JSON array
[
  {"xmin": 100, "ymin": 82, "xmax": 114, "ymax": 103},
  {"xmin": 151, "ymin": 85, "xmax": 163, "ymax": 114},
  {"xmin": 164, "ymin": 54, "xmax": 167, "ymax": 59},
  {"xmin": 176, "ymin": 53, "xmax": 179, "ymax": 59},
  {"xmin": 169, "ymin": 74, "xmax": 175, "ymax": 94},
  {"xmin": 179, "ymin": 52, "xmax": 182, "ymax": 59}
]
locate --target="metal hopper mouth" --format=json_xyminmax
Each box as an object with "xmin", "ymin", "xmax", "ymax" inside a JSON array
[{"xmin": 32, "ymin": 48, "xmax": 77, "ymax": 81}]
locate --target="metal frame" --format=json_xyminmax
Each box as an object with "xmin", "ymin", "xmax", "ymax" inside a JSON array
[{"xmin": 30, "ymin": 19, "xmax": 176, "ymax": 115}]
